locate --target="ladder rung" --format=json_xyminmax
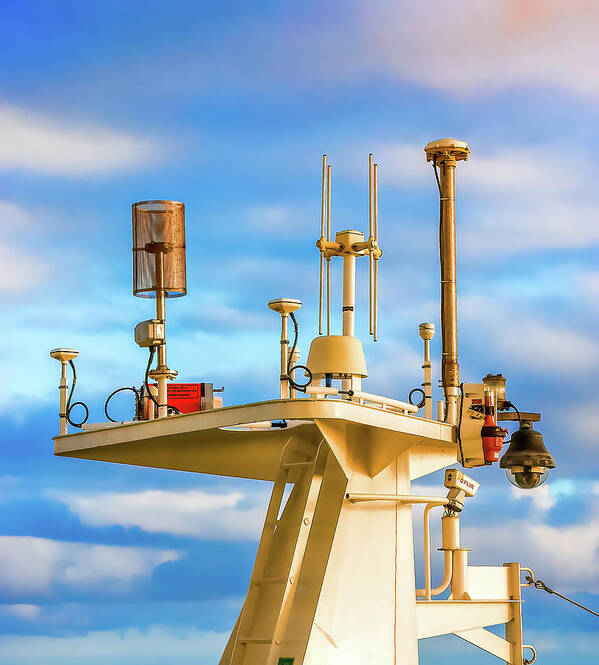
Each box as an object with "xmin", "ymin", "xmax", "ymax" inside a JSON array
[
  {"xmin": 252, "ymin": 577, "xmax": 286, "ymax": 585},
  {"xmin": 238, "ymin": 637, "xmax": 273, "ymax": 644}
]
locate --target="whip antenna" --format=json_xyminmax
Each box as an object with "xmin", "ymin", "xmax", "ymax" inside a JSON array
[
  {"xmin": 318, "ymin": 155, "xmax": 327, "ymax": 335},
  {"xmin": 326, "ymin": 163, "xmax": 332, "ymax": 335},
  {"xmin": 373, "ymin": 161, "xmax": 379, "ymax": 341},
  {"xmin": 368, "ymin": 153, "xmax": 374, "ymax": 336}
]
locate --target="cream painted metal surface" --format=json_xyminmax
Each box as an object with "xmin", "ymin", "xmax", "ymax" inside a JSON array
[
  {"xmin": 51, "ymin": 140, "xmax": 540, "ymax": 665},
  {"xmin": 49, "ymin": 348, "xmax": 79, "ymax": 435},
  {"xmin": 54, "ymin": 398, "xmax": 456, "ymax": 481},
  {"xmin": 54, "ymin": 399, "xmax": 526, "ymax": 664}
]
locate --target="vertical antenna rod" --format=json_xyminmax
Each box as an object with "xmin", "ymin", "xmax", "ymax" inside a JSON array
[
  {"xmin": 419, "ymin": 323, "xmax": 435, "ymax": 419},
  {"xmin": 424, "ymin": 139, "xmax": 470, "ymax": 425},
  {"xmin": 319, "ymin": 155, "xmax": 327, "ymax": 335},
  {"xmin": 153, "ymin": 248, "xmax": 169, "ymax": 418},
  {"xmin": 373, "ymin": 162, "xmax": 379, "ymax": 342},
  {"xmin": 326, "ymin": 164, "xmax": 332, "ymax": 335},
  {"xmin": 268, "ymin": 298, "xmax": 302, "ymax": 399},
  {"xmin": 369, "ymin": 153, "xmax": 374, "ymax": 336}
]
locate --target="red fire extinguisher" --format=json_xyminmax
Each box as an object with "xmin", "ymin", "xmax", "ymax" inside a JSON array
[{"xmin": 481, "ymin": 391, "xmax": 507, "ymax": 463}]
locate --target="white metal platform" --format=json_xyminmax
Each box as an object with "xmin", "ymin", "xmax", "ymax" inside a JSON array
[{"xmin": 53, "ymin": 398, "xmax": 457, "ymax": 481}]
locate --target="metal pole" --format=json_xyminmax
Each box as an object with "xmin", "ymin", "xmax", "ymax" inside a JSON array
[
  {"xmin": 319, "ymin": 155, "xmax": 327, "ymax": 335},
  {"xmin": 369, "ymin": 153, "xmax": 373, "ymax": 336},
  {"xmin": 419, "ymin": 323, "xmax": 435, "ymax": 420},
  {"xmin": 423, "ymin": 502, "xmax": 448, "ymax": 600},
  {"xmin": 439, "ymin": 158, "xmax": 458, "ymax": 424},
  {"xmin": 425, "ymin": 139, "xmax": 469, "ymax": 425},
  {"xmin": 424, "ymin": 338, "xmax": 431, "ymax": 419},
  {"xmin": 58, "ymin": 362, "xmax": 68, "ymax": 435},
  {"xmin": 289, "ymin": 347, "xmax": 300, "ymax": 399},
  {"xmin": 280, "ymin": 314, "xmax": 289, "ymax": 399},
  {"xmin": 154, "ymin": 251, "xmax": 168, "ymax": 418},
  {"xmin": 326, "ymin": 164, "xmax": 332, "ymax": 336},
  {"xmin": 373, "ymin": 162, "xmax": 379, "ymax": 341},
  {"xmin": 342, "ymin": 255, "xmax": 356, "ymax": 337}
]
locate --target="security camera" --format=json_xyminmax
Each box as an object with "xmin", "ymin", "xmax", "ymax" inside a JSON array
[
  {"xmin": 499, "ymin": 420, "xmax": 555, "ymax": 490},
  {"xmin": 444, "ymin": 468, "xmax": 479, "ymax": 512}
]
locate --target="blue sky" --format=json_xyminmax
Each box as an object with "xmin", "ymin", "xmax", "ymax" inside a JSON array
[{"xmin": 3, "ymin": 0, "xmax": 599, "ymax": 662}]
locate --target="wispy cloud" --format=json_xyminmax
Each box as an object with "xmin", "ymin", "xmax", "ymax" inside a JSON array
[
  {"xmin": 56, "ymin": 488, "xmax": 268, "ymax": 541},
  {"xmin": 464, "ymin": 509, "xmax": 599, "ymax": 592},
  {"xmin": 0, "ymin": 537, "xmax": 178, "ymax": 595},
  {"xmin": 0, "ymin": 625, "xmax": 227, "ymax": 665},
  {"xmin": 337, "ymin": 139, "xmax": 599, "ymax": 255},
  {"xmin": 0, "ymin": 604, "xmax": 40, "ymax": 621},
  {"xmin": 0, "ymin": 201, "xmax": 53, "ymax": 292},
  {"xmin": 460, "ymin": 294, "xmax": 599, "ymax": 376},
  {"xmin": 359, "ymin": 0, "xmax": 599, "ymax": 99},
  {"xmin": 0, "ymin": 104, "xmax": 160, "ymax": 176}
]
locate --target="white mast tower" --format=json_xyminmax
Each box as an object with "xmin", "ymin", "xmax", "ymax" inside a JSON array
[{"xmin": 51, "ymin": 139, "xmax": 555, "ymax": 665}]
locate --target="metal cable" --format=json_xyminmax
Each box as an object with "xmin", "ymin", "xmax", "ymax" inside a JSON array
[
  {"xmin": 144, "ymin": 346, "xmax": 160, "ymax": 411},
  {"xmin": 105, "ymin": 386, "xmax": 142, "ymax": 423},
  {"xmin": 504, "ymin": 400, "xmax": 521, "ymax": 424},
  {"xmin": 66, "ymin": 359, "xmax": 89, "ymax": 428},
  {"xmin": 287, "ymin": 311, "xmax": 312, "ymax": 393},
  {"xmin": 408, "ymin": 388, "xmax": 426, "ymax": 409},
  {"xmin": 526, "ymin": 575, "xmax": 599, "ymax": 618}
]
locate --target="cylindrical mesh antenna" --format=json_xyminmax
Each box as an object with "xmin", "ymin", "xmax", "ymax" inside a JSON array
[{"xmin": 132, "ymin": 200, "xmax": 187, "ymax": 298}]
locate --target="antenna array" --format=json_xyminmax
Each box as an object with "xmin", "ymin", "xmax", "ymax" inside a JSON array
[{"xmin": 317, "ymin": 154, "xmax": 382, "ymax": 340}]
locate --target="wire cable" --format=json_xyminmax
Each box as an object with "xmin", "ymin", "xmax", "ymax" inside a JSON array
[
  {"xmin": 433, "ymin": 162, "xmax": 441, "ymax": 195},
  {"xmin": 456, "ymin": 383, "xmax": 466, "ymax": 465},
  {"xmin": 287, "ymin": 311, "xmax": 312, "ymax": 393},
  {"xmin": 105, "ymin": 386, "xmax": 142, "ymax": 423},
  {"xmin": 504, "ymin": 400, "xmax": 521, "ymax": 424},
  {"xmin": 433, "ymin": 161, "xmax": 451, "ymax": 427},
  {"xmin": 143, "ymin": 346, "xmax": 181, "ymax": 416},
  {"xmin": 144, "ymin": 346, "xmax": 160, "ymax": 414},
  {"xmin": 408, "ymin": 388, "xmax": 426, "ymax": 409},
  {"xmin": 526, "ymin": 575, "xmax": 599, "ymax": 618},
  {"xmin": 66, "ymin": 359, "xmax": 89, "ymax": 428}
]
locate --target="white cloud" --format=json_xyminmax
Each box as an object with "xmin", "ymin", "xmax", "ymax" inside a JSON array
[
  {"xmin": 245, "ymin": 205, "xmax": 309, "ymax": 233},
  {"xmin": 510, "ymin": 484, "xmax": 555, "ymax": 512},
  {"xmin": 464, "ymin": 512, "xmax": 599, "ymax": 593},
  {"xmin": 337, "ymin": 141, "xmax": 599, "ymax": 256},
  {"xmin": 511, "ymin": 478, "xmax": 581, "ymax": 512},
  {"xmin": 461, "ymin": 295, "xmax": 599, "ymax": 376},
  {"xmin": 0, "ymin": 245, "xmax": 52, "ymax": 292},
  {"xmin": 0, "ymin": 200, "xmax": 30, "ymax": 228},
  {"xmin": 0, "ymin": 104, "xmax": 159, "ymax": 175},
  {"xmin": 0, "ymin": 625, "xmax": 227, "ymax": 665},
  {"xmin": 57, "ymin": 489, "xmax": 268, "ymax": 541},
  {"xmin": 359, "ymin": 0, "xmax": 599, "ymax": 99},
  {"xmin": 526, "ymin": 629, "xmax": 599, "ymax": 655},
  {"xmin": 461, "ymin": 201, "xmax": 599, "ymax": 256},
  {"xmin": 0, "ymin": 201, "xmax": 53, "ymax": 292},
  {"xmin": 561, "ymin": 402, "xmax": 599, "ymax": 451},
  {"xmin": 0, "ymin": 537, "xmax": 178, "ymax": 594},
  {"xmin": 353, "ymin": 144, "xmax": 576, "ymax": 194},
  {"xmin": 0, "ymin": 604, "xmax": 40, "ymax": 620}
]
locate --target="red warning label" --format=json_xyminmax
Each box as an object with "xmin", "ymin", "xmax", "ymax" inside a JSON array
[{"xmin": 167, "ymin": 383, "xmax": 203, "ymax": 413}]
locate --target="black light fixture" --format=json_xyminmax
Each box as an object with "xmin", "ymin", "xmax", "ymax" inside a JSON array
[{"xmin": 499, "ymin": 420, "xmax": 556, "ymax": 489}]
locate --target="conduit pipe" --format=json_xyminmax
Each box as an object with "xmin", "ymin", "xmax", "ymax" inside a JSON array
[
  {"xmin": 421, "ymin": 502, "xmax": 451, "ymax": 600},
  {"xmin": 346, "ymin": 493, "xmax": 454, "ymax": 600}
]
